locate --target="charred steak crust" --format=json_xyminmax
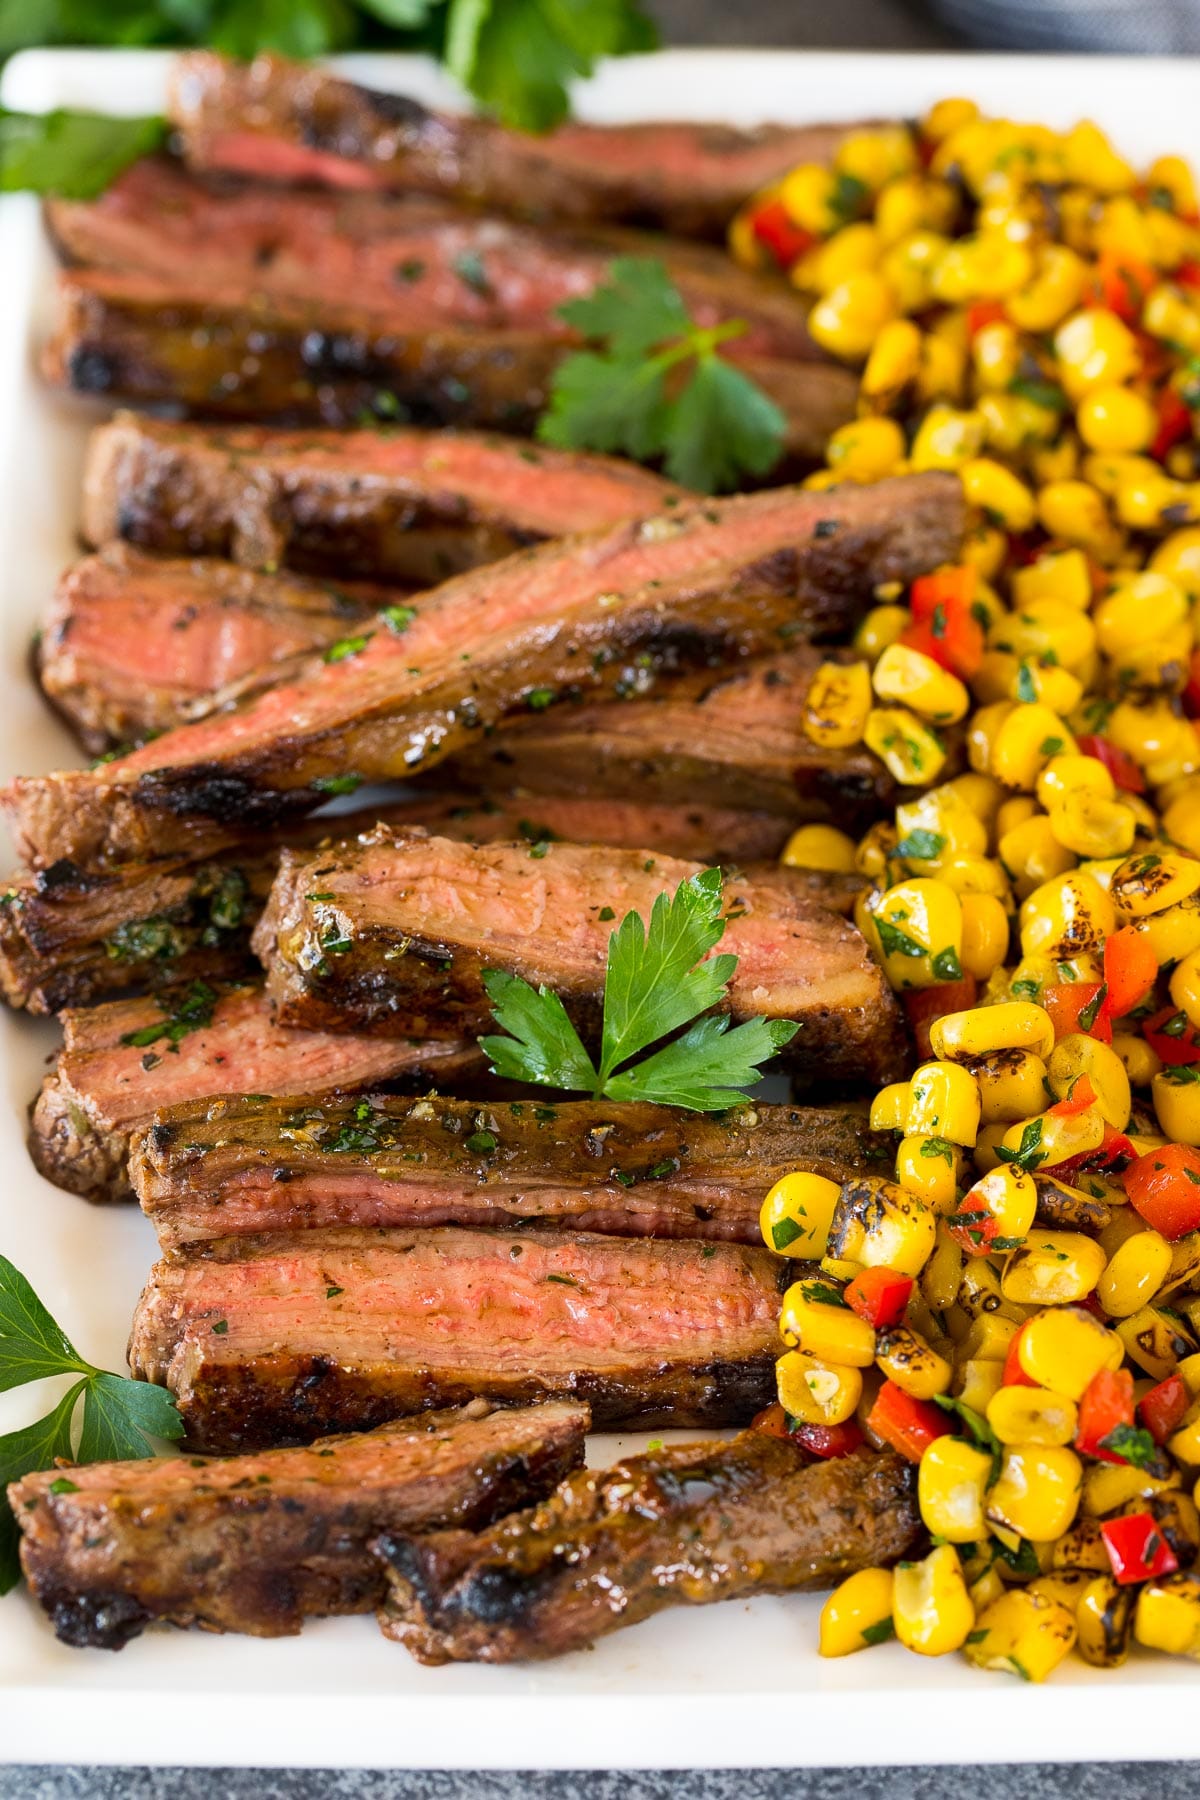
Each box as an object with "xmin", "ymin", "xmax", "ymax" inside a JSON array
[
  {"xmin": 127, "ymin": 1226, "xmax": 785, "ymax": 1451},
  {"xmin": 373, "ymin": 1439, "xmax": 919, "ymax": 1663},
  {"xmin": 129, "ymin": 1093, "xmax": 891, "ymax": 1249},
  {"xmin": 10, "ymin": 1399, "xmax": 589, "ymax": 1649}
]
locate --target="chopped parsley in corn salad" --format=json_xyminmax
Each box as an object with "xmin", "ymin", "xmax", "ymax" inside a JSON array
[{"xmin": 740, "ymin": 99, "xmax": 1200, "ymax": 1682}]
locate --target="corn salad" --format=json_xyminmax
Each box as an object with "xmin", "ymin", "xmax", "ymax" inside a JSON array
[{"xmin": 740, "ymin": 100, "xmax": 1200, "ymax": 1681}]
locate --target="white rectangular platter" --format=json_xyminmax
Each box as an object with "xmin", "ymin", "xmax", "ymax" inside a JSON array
[{"xmin": 3, "ymin": 43, "xmax": 1200, "ymax": 1771}]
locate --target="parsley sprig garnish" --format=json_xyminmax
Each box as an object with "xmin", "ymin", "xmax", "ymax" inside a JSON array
[
  {"xmin": 0, "ymin": 1256, "xmax": 182, "ymax": 1593},
  {"xmin": 538, "ymin": 258, "xmax": 787, "ymax": 492},
  {"xmin": 480, "ymin": 868, "xmax": 797, "ymax": 1110},
  {"xmin": 0, "ymin": 108, "xmax": 164, "ymax": 199}
]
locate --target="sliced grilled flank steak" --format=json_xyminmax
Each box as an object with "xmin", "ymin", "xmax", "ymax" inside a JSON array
[
  {"xmin": 451, "ymin": 649, "xmax": 895, "ymax": 828},
  {"xmin": 376, "ymin": 1439, "xmax": 918, "ymax": 1663},
  {"xmin": 49, "ymin": 158, "xmax": 821, "ymax": 363},
  {"xmin": 82, "ymin": 413, "xmax": 680, "ymax": 588},
  {"xmin": 129, "ymin": 1226, "xmax": 783, "ymax": 1451},
  {"xmin": 45, "ymin": 268, "xmax": 859, "ymax": 452},
  {"xmin": 169, "ymin": 51, "xmax": 877, "ymax": 237},
  {"xmin": 11, "ymin": 1398, "xmax": 588, "ymax": 1650},
  {"xmin": 4, "ymin": 473, "xmax": 963, "ymax": 871},
  {"xmin": 255, "ymin": 831, "xmax": 906, "ymax": 1086},
  {"xmin": 130, "ymin": 1094, "xmax": 889, "ymax": 1250},
  {"xmin": 29, "ymin": 982, "xmax": 476, "ymax": 1204},
  {"xmin": 38, "ymin": 545, "xmax": 379, "ymax": 754}
]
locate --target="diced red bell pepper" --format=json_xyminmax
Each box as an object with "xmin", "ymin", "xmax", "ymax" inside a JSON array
[
  {"xmin": 1143, "ymin": 1005, "xmax": 1200, "ymax": 1067},
  {"xmin": 1042, "ymin": 981, "xmax": 1113, "ymax": 1045},
  {"xmin": 1102, "ymin": 927, "xmax": 1159, "ymax": 1023},
  {"xmin": 965, "ymin": 300, "xmax": 1009, "ymax": 338},
  {"xmin": 1101, "ymin": 1511, "xmax": 1180, "ymax": 1585},
  {"xmin": 845, "ymin": 1266, "xmax": 913, "ymax": 1329},
  {"xmin": 1047, "ymin": 1074, "xmax": 1100, "ymax": 1118},
  {"xmin": 1176, "ymin": 259, "xmax": 1200, "ymax": 292},
  {"xmin": 1051, "ymin": 1123, "xmax": 1138, "ymax": 1190},
  {"xmin": 1124, "ymin": 1141, "xmax": 1200, "ymax": 1239},
  {"xmin": 1075, "ymin": 1366, "xmax": 1136, "ymax": 1462},
  {"xmin": 750, "ymin": 1402, "xmax": 793, "ymax": 1440},
  {"xmin": 1003, "ymin": 1323, "xmax": 1038, "ymax": 1389},
  {"xmin": 749, "ymin": 197, "xmax": 816, "ymax": 269},
  {"xmin": 791, "ymin": 1419, "xmax": 866, "ymax": 1460},
  {"xmin": 903, "ymin": 976, "xmax": 978, "ymax": 1062},
  {"xmin": 867, "ymin": 1380, "xmax": 951, "ymax": 1462},
  {"xmin": 1139, "ymin": 1372, "xmax": 1191, "ymax": 1446},
  {"xmin": 905, "ymin": 565, "xmax": 985, "ymax": 678},
  {"xmin": 1153, "ymin": 387, "xmax": 1194, "ymax": 461},
  {"xmin": 1074, "ymin": 734, "xmax": 1146, "ymax": 794},
  {"xmin": 1090, "ymin": 250, "xmax": 1157, "ymax": 322}
]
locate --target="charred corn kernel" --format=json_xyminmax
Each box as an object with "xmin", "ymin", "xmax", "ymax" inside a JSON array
[
  {"xmin": 962, "ymin": 1310, "xmax": 1022, "ymax": 1362},
  {"xmin": 882, "ymin": 231, "xmax": 951, "ymax": 317},
  {"xmin": 931, "ymin": 234, "xmax": 1033, "ymax": 303},
  {"xmin": 1001, "ymin": 1231, "xmax": 1107, "ymax": 1305},
  {"xmin": 967, "ymin": 699, "xmax": 1016, "ymax": 776},
  {"xmin": 1046, "ymin": 1036, "xmax": 1132, "ymax": 1131},
  {"xmin": 1007, "ymin": 243, "xmax": 1088, "ymax": 332},
  {"xmin": 1182, "ymin": 1354, "xmax": 1200, "ymax": 1398},
  {"xmin": 957, "ymin": 1358, "xmax": 1005, "ymax": 1412},
  {"xmin": 1037, "ymin": 480, "xmax": 1120, "ymax": 557},
  {"xmin": 864, "ymin": 706, "xmax": 948, "ymax": 787},
  {"xmin": 910, "ymin": 403, "xmax": 986, "ymax": 472},
  {"xmin": 860, "ymin": 318, "xmax": 921, "ymax": 405},
  {"xmin": 998, "ymin": 814, "xmax": 1077, "ymax": 901},
  {"xmin": 827, "ymin": 1176, "xmax": 938, "ymax": 1279},
  {"xmin": 779, "ymin": 1284, "xmax": 877, "ymax": 1366},
  {"xmin": 895, "ymin": 1134, "xmax": 961, "ymax": 1210},
  {"xmin": 987, "ymin": 1385, "xmax": 1078, "ymax": 1448},
  {"xmin": 1151, "ymin": 527, "xmax": 1200, "ymax": 603},
  {"xmin": 759, "ymin": 1171, "xmax": 842, "ymax": 1259},
  {"xmin": 779, "ymin": 163, "xmax": 842, "ymax": 233},
  {"xmin": 809, "ymin": 272, "xmax": 898, "ymax": 362},
  {"xmin": 1055, "ymin": 307, "xmax": 1141, "ymax": 398},
  {"xmin": 1030, "ymin": 1570, "xmax": 1091, "ymax": 1610},
  {"xmin": 1128, "ymin": 896, "xmax": 1200, "ymax": 965},
  {"xmin": 1098, "ymin": 1231, "xmax": 1174, "ymax": 1318},
  {"xmin": 1096, "ymin": 574, "xmax": 1189, "ymax": 662},
  {"xmin": 906, "ymin": 1060, "xmax": 980, "ymax": 1144},
  {"xmin": 1019, "ymin": 870, "xmax": 1116, "ymax": 960},
  {"xmin": 1145, "ymin": 281, "xmax": 1200, "ymax": 353},
  {"xmin": 960, "ymin": 893, "xmax": 1010, "ymax": 980},
  {"xmin": 1053, "ymin": 1517, "xmax": 1112, "ymax": 1572},
  {"xmin": 780, "ymin": 823, "xmax": 859, "ymax": 874},
  {"xmin": 819, "ymin": 1568, "xmax": 896, "ymax": 1658},
  {"xmin": 854, "ymin": 602, "xmax": 909, "ymax": 660},
  {"xmin": 872, "ymin": 644, "xmax": 969, "ymax": 725},
  {"xmin": 931, "ymin": 1001, "xmax": 1055, "ymax": 1061},
  {"xmin": 808, "ymin": 223, "xmax": 884, "ymax": 294},
  {"xmin": 827, "ymin": 415, "xmax": 905, "ymax": 481},
  {"xmin": 875, "ymin": 1325, "xmax": 953, "ymax": 1399},
  {"xmin": 918, "ymin": 1436, "xmax": 992, "ymax": 1542},
  {"xmin": 870, "ymin": 1083, "xmax": 911, "ymax": 1132},
  {"xmin": 991, "ymin": 705, "xmax": 1076, "ymax": 791},
  {"xmin": 1012, "ymin": 549, "xmax": 1093, "ymax": 613},
  {"xmin": 922, "ymin": 1224, "xmax": 965, "ymax": 1310},
  {"xmin": 960, "ymin": 458, "xmax": 1037, "ymax": 532},
  {"xmin": 997, "ymin": 795, "xmax": 1040, "ymax": 839},
  {"xmin": 987, "ymin": 1445, "xmax": 1083, "ymax": 1541},
  {"xmin": 775, "ymin": 1349, "xmax": 862, "ymax": 1425},
  {"xmin": 855, "ymin": 827, "xmax": 897, "ymax": 884},
  {"xmin": 955, "ymin": 1165, "xmax": 1039, "ymax": 1257},
  {"xmin": 993, "ymin": 600, "xmax": 1097, "ymax": 672},
  {"xmin": 957, "ymin": 1253, "xmax": 1028, "ymax": 1324},
  {"xmin": 1135, "ymin": 1573, "xmax": 1200, "ymax": 1658},
  {"xmin": 892, "ymin": 1545, "xmax": 975, "ymax": 1657},
  {"xmin": 1048, "ymin": 791, "xmax": 1136, "ymax": 858},
  {"xmin": 1169, "ymin": 946, "xmax": 1200, "ymax": 1031},
  {"xmin": 1116, "ymin": 1305, "xmax": 1196, "ymax": 1381},
  {"xmin": 1018, "ymin": 1305, "xmax": 1124, "ymax": 1398},
  {"xmin": 1113, "ymin": 1032, "xmax": 1164, "ymax": 1088},
  {"xmin": 1153, "ymin": 1068, "xmax": 1200, "ymax": 1146},
  {"xmin": 836, "ymin": 125, "xmax": 918, "ymax": 191},
  {"xmin": 802, "ymin": 659, "xmax": 873, "ymax": 749},
  {"xmin": 1083, "ymin": 1458, "xmax": 1180, "ymax": 1516},
  {"xmin": 869, "ymin": 880, "xmax": 963, "ymax": 989},
  {"xmin": 1037, "ymin": 753, "xmax": 1115, "ymax": 810},
  {"xmin": 1110, "ymin": 848, "xmax": 1200, "ymax": 915},
  {"xmin": 1075, "ymin": 1574, "xmax": 1133, "ymax": 1669},
  {"xmin": 969, "ymin": 1049, "xmax": 1049, "ymax": 1124},
  {"xmin": 965, "ymin": 1588, "xmax": 1076, "ymax": 1683},
  {"xmin": 1077, "ymin": 385, "xmax": 1156, "ymax": 453}
]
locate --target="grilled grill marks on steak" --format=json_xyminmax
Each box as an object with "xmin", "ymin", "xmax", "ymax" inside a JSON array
[
  {"xmin": 81, "ymin": 412, "xmax": 682, "ymax": 588},
  {"xmin": 169, "ymin": 51, "xmax": 874, "ymax": 237},
  {"xmin": 29, "ymin": 983, "xmax": 478, "ymax": 1203},
  {"xmin": 3, "ymin": 473, "xmax": 964, "ymax": 871},
  {"xmin": 254, "ymin": 832, "xmax": 906, "ymax": 1086},
  {"xmin": 374, "ymin": 1439, "xmax": 918, "ymax": 1663},
  {"xmin": 130, "ymin": 1094, "xmax": 890, "ymax": 1249},
  {"xmin": 128, "ymin": 1226, "xmax": 784, "ymax": 1451},
  {"xmin": 10, "ymin": 1399, "xmax": 588, "ymax": 1649}
]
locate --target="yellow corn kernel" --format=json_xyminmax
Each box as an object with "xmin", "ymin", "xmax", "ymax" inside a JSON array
[
  {"xmin": 935, "ymin": 854, "xmax": 1011, "ymax": 900},
  {"xmin": 836, "ymin": 125, "xmax": 918, "ymax": 191},
  {"xmin": 1171, "ymin": 946, "xmax": 1200, "ymax": 1033},
  {"xmin": 1149, "ymin": 151, "xmax": 1199, "ymax": 213},
  {"xmin": 855, "ymin": 827, "xmax": 896, "ymax": 884},
  {"xmin": 1048, "ymin": 791, "xmax": 1136, "ymax": 860},
  {"xmin": 1113, "ymin": 1032, "xmax": 1163, "ymax": 1088},
  {"xmin": 1055, "ymin": 307, "xmax": 1141, "ymax": 398},
  {"xmin": 1001, "ymin": 1231, "xmax": 1107, "ymax": 1306},
  {"xmin": 826, "ymin": 415, "xmax": 906, "ymax": 482},
  {"xmin": 991, "ymin": 705, "xmax": 1076, "ymax": 792},
  {"xmin": 827, "ymin": 1175, "xmax": 937, "ymax": 1279},
  {"xmin": 923, "ymin": 97, "xmax": 979, "ymax": 142},
  {"xmin": 1115, "ymin": 468, "xmax": 1198, "ymax": 532},
  {"xmin": 1006, "ymin": 242, "xmax": 1088, "ymax": 332},
  {"xmin": 895, "ymin": 784, "xmax": 989, "ymax": 864},
  {"xmin": 1031, "ymin": 432, "xmax": 1082, "ymax": 487},
  {"xmin": 995, "ymin": 600, "xmax": 1097, "ymax": 672},
  {"xmin": 966, "ymin": 699, "xmax": 1016, "ymax": 777},
  {"xmin": 759, "ymin": 1170, "xmax": 842, "ymax": 1259},
  {"xmin": 818, "ymin": 1567, "xmax": 896, "ymax": 1658},
  {"xmin": 809, "ymin": 272, "xmax": 898, "ymax": 362},
  {"xmin": 1153, "ymin": 1068, "xmax": 1200, "ymax": 1146},
  {"xmin": 1171, "ymin": 1402, "xmax": 1200, "ymax": 1468},
  {"xmin": 870, "ymin": 1083, "xmax": 910, "ymax": 1132},
  {"xmin": 875, "ymin": 1325, "xmax": 953, "ymax": 1400},
  {"xmin": 1135, "ymin": 1572, "xmax": 1200, "ymax": 1659},
  {"xmin": 930, "ymin": 1001, "xmax": 1055, "ymax": 1062},
  {"xmin": 987, "ymin": 1445, "xmax": 1083, "ymax": 1541},
  {"xmin": 1077, "ymin": 384, "xmax": 1156, "ymax": 453},
  {"xmin": 1110, "ymin": 847, "xmax": 1200, "ymax": 916},
  {"xmin": 909, "ymin": 403, "xmax": 986, "ymax": 472},
  {"xmin": 892, "ymin": 1544, "xmax": 976, "ymax": 1657},
  {"xmin": 965, "ymin": 1588, "xmax": 1076, "ymax": 1682},
  {"xmin": 1098, "ymin": 1230, "xmax": 1174, "ymax": 1319},
  {"xmin": 779, "ymin": 163, "xmax": 843, "ymax": 233},
  {"xmin": 1075, "ymin": 1573, "xmax": 1133, "ymax": 1669},
  {"xmin": 780, "ymin": 823, "xmax": 859, "ymax": 874},
  {"xmin": 1017, "ymin": 1305, "xmax": 1124, "ymax": 1398},
  {"xmin": 1001, "ymin": 1105, "xmax": 1106, "ymax": 1178},
  {"xmin": 1096, "ymin": 573, "xmax": 1189, "ymax": 661},
  {"xmin": 959, "ymin": 893, "xmax": 1010, "ymax": 981},
  {"xmin": 1030, "ymin": 1569, "xmax": 1092, "ymax": 1611},
  {"xmin": 1083, "ymin": 1459, "xmax": 1180, "ymax": 1517},
  {"xmin": 998, "ymin": 814, "xmax": 1078, "ymax": 902},
  {"xmin": 968, "ymin": 1049, "xmax": 1048, "ymax": 1125},
  {"xmin": 1037, "ymin": 480, "xmax": 1122, "ymax": 558},
  {"xmin": 1019, "ymin": 869, "xmax": 1116, "ymax": 960},
  {"xmin": 872, "ymin": 644, "xmax": 969, "ymax": 726},
  {"xmin": 971, "ymin": 319, "xmax": 1020, "ymax": 391},
  {"xmin": 1009, "ymin": 662, "xmax": 1085, "ymax": 719},
  {"xmin": 1012, "ymin": 550, "xmax": 1093, "ymax": 614},
  {"xmin": 954, "ymin": 1165, "xmax": 1038, "ymax": 1258},
  {"xmin": 863, "ymin": 706, "xmax": 947, "ymax": 787},
  {"xmin": 1127, "ymin": 895, "xmax": 1200, "ymax": 965},
  {"xmin": 987, "ymin": 1385, "xmax": 1078, "ymax": 1448},
  {"xmin": 1046, "ymin": 1035, "xmax": 1132, "ymax": 1132},
  {"xmin": 931, "ymin": 234, "xmax": 1033, "ymax": 303},
  {"xmin": 923, "ymin": 1223, "xmax": 965, "ymax": 1310},
  {"xmin": 957, "ymin": 1358, "xmax": 1005, "ymax": 1413},
  {"xmin": 1085, "ymin": 450, "xmax": 1159, "ymax": 498},
  {"xmin": 779, "ymin": 1283, "xmax": 877, "ymax": 1366},
  {"xmin": 802, "ymin": 659, "xmax": 873, "ymax": 750},
  {"xmin": 1037, "ymin": 753, "xmax": 1116, "ymax": 812},
  {"xmin": 1145, "ymin": 281, "xmax": 1200, "ymax": 352},
  {"xmin": 1116, "ymin": 1305, "xmax": 1197, "ymax": 1381},
  {"xmin": 881, "ymin": 231, "xmax": 952, "ymax": 317},
  {"xmin": 860, "ymin": 318, "xmax": 922, "ymax": 406},
  {"xmin": 961, "ymin": 1310, "xmax": 1022, "ymax": 1362},
  {"xmin": 808, "ymin": 223, "xmax": 884, "ymax": 295},
  {"xmin": 853, "ymin": 602, "xmax": 909, "ymax": 661},
  {"xmin": 1151, "ymin": 526, "xmax": 1200, "ymax": 603},
  {"xmin": 1062, "ymin": 119, "xmax": 1134, "ymax": 191},
  {"xmin": 996, "ymin": 795, "xmax": 1040, "ymax": 840},
  {"xmin": 895, "ymin": 1134, "xmax": 961, "ymax": 1210},
  {"xmin": 918, "ymin": 1436, "xmax": 992, "ymax": 1542},
  {"xmin": 906, "ymin": 1060, "xmax": 981, "ymax": 1145},
  {"xmin": 776, "ymin": 1349, "xmax": 862, "ymax": 1425},
  {"xmin": 960, "ymin": 458, "xmax": 1037, "ymax": 532},
  {"xmin": 867, "ymin": 879, "xmax": 963, "ymax": 989}
]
